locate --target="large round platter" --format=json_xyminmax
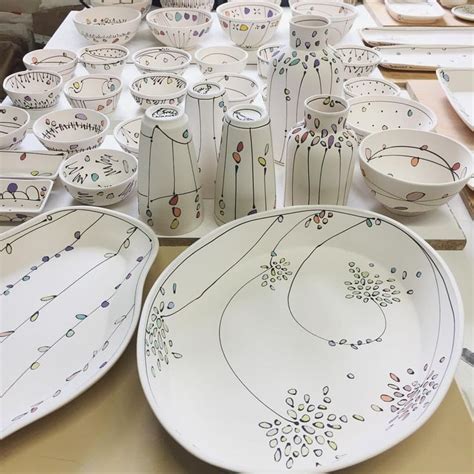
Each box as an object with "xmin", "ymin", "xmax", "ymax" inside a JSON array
[{"xmin": 137, "ymin": 205, "xmax": 463, "ymax": 472}]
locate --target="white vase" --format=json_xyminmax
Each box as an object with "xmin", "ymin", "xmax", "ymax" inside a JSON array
[
  {"xmin": 138, "ymin": 105, "xmax": 203, "ymax": 235},
  {"xmin": 285, "ymin": 94, "xmax": 358, "ymax": 206},
  {"xmin": 185, "ymin": 81, "xmax": 228, "ymax": 199},
  {"xmin": 215, "ymin": 104, "xmax": 276, "ymax": 225},
  {"xmin": 267, "ymin": 15, "xmax": 343, "ymax": 165}
]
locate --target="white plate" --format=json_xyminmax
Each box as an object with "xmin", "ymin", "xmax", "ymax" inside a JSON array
[
  {"xmin": 360, "ymin": 27, "xmax": 474, "ymax": 46},
  {"xmin": 437, "ymin": 67, "xmax": 474, "ymax": 131},
  {"xmin": 451, "ymin": 4, "xmax": 474, "ymax": 21},
  {"xmin": 376, "ymin": 45, "xmax": 474, "ymax": 71},
  {"xmin": 384, "ymin": 0, "xmax": 445, "ymax": 24},
  {"xmin": 0, "ymin": 150, "xmax": 66, "ymax": 179},
  {"xmin": 0, "ymin": 207, "xmax": 158, "ymax": 438},
  {"xmin": 137, "ymin": 206, "xmax": 463, "ymax": 472}
]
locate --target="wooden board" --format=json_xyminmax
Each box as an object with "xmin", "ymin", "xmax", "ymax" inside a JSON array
[
  {"xmin": 461, "ymin": 187, "xmax": 474, "ymax": 219},
  {"xmin": 380, "ymin": 68, "xmax": 435, "ymax": 85},
  {"xmin": 364, "ymin": 0, "xmax": 473, "ymax": 26}
]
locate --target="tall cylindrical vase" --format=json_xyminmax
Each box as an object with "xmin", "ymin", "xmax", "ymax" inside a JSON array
[
  {"xmin": 284, "ymin": 94, "xmax": 358, "ymax": 206},
  {"xmin": 215, "ymin": 104, "xmax": 276, "ymax": 225},
  {"xmin": 267, "ymin": 15, "xmax": 343, "ymax": 165},
  {"xmin": 138, "ymin": 105, "xmax": 203, "ymax": 235},
  {"xmin": 185, "ymin": 81, "xmax": 228, "ymax": 199}
]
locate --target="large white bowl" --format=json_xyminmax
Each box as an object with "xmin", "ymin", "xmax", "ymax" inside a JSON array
[
  {"xmin": 0, "ymin": 106, "xmax": 30, "ymax": 150},
  {"xmin": 89, "ymin": 0, "xmax": 152, "ymax": 18},
  {"xmin": 160, "ymin": 0, "xmax": 215, "ymax": 11},
  {"xmin": 132, "ymin": 47, "xmax": 192, "ymax": 75},
  {"xmin": 146, "ymin": 8, "xmax": 213, "ymax": 50},
  {"xmin": 335, "ymin": 45, "xmax": 382, "ymax": 81},
  {"xmin": 23, "ymin": 49, "xmax": 77, "ymax": 81},
  {"xmin": 3, "ymin": 70, "xmax": 63, "ymax": 110},
  {"xmin": 195, "ymin": 46, "xmax": 249, "ymax": 75},
  {"xmin": 204, "ymin": 73, "xmax": 259, "ymax": 104},
  {"xmin": 359, "ymin": 129, "xmax": 472, "ymax": 215},
  {"xmin": 216, "ymin": 2, "xmax": 283, "ymax": 49},
  {"xmin": 33, "ymin": 108, "xmax": 109, "ymax": 155},
  {"xmin": 78, "ymin": 44, "xmax": 130, "ymax": 76},
  {"xmin": 73, "ymin": 6, "xmax": 141, "ymax": 45},
  {"xmin": 343, "ymin": 77, "xmax": 401, "ymax": 99},
  {"xmin": 114, "ymin": 116, "xmax": 142, "ymax": 156}
]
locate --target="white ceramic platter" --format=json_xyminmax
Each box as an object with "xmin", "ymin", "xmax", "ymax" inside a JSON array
[
  {"xmin": 360, "ymin": 27, "xmax": 474, "ymax": 46},
  {"xmin": 376, "ymin": 45, "xmax": 474, "ymax": 71},
  {"xmin": 0, "ymin": 207, "xmax": 158, "ymax": 438},
  {"xmin": 451, "ymin": 4, "xmax": 474, "ymax": 21},
  {"xmin": 437, "ymin": 68, "xmax": 474, "ymax": 131},
  {"xmin": 137, "ymin": 206, "xmax": 463, "ymax": 472},
  {"xmin": 384, "ymin": 0, "xmax": 444, "ymax": 24},
  {"xmin": 0, "ymin": 150, "xmax": 66, "ymax": 179}
]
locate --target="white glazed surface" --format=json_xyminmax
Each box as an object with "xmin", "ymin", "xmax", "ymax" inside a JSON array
[
  {"xmin": 204, "ymin": 73, "xmax": 259, "ymax": 104},
  {"xmin": 195, "ymin": 46, "xmax": 249, "ymax": 75},
  {"xmin": 0, "ymin": 150, "xmax": 66, "ymax": 179},
  {"xmin": 384, "ymin": 0, "xmax": 444, "ymax": 24},
  {"xmin": 343, "ymin": 78, "xmax": 400, "ymax": 99},
  {"xmin": 335, "ymin": 45, "xmax": 382, "ymax": 81},
  {"xmin": 0, "ymin": 106, "xmax": 30, "ymax": 150},
  {"xmin": 78, "ymin": 44, "xmax": 130, "ymax": 76},
  {"xmin": 89, "ymin": 0, "xmax": 152, "ymax": 18},
  {"xmin": 256, "ymin": 43, "xmax": 283, "ymax": 78},
  {"xmin": 114, "ymin": 116, "xmax": 142, "ymax": 155},
  {"xmin": 160, "ymin": 0, "xmax": 215, "ymax": 10},
  {"xmin": 132, "ymin": 47, "xmax": 192, "ymax": 74},
  {"xmin": 23, "ymin": 49, "xmax": 78, "ymax": 81}
]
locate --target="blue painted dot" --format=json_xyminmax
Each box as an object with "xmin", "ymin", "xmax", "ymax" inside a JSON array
[
  {"xmin": 99, "ymin": 361, "xmax": 107, "ymax": 369},
  {"xmin": 42, "ymin": 256, "xmax": 50, "ymax": 262},
  {"xmin": 126, "ymin": 273, "xmax": 131, "ymax": 280},
  {"xmin": 101, "ymin": 301, "xmax": 109, "ymax": 308},
  {"xmin": 22, "ymin": 276, "xmax": 30, "ymax": 281},
  {"xmin": 167, "ymin": 302, "xmax": 175, "ymax": 309},
  {"xmin": 390, "ymin": 267, "xmax": 396, "ymax": 273},
  {"xmin": 30, "ymin": 266, "xmax": 37, "ymax": 271},
  {"xmin": 65, "ymin": 246, "xmax": 73, "ymax": 251},
  {"xmin": 416, "ymin": 271, "xmax": 422, "ymax": 278},
  {"xmin": 137, "ymin": 256, "xmax": 144, "ymax": 262},
  {"xmin": 7, "ymin": 284, "xmax": 13, "ymax": 288}
]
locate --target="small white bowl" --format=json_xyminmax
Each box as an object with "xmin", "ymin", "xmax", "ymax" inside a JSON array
[
  {"xmin": 3, "ymin": 70, "xmax": 63, "ymax": 110},
  {"xmin": 23, "ymin": 49, "xmax": 77, "ymax": 81},
  {"xmin": 204, "ymin": 73, "xmax": 259, "ymax": 105},
  {"xmin": 359, "ymin": 129, "xmax": 473, "ymax": 215},
  {"xmin": 0, "ymin": 106, "xmax": 30, "ymax": 150},
  {"xmin": 59, "ymin": 148, "xmax": 137, "ymax": 206},
  {"xmin": 195, "ymin": 46, "xmax": 248, "ymax": 75},
  {"xmin": 160, "ymin": 0, "xmax": 215, "ymax": 10},
  {"xmin": 132, "ymin": 47, "xmax": 192, "ymax": 75},
  {"xmin": 33, "ymin": 108, "xmax": 109, "ymax": 155},
  {"xmin": 335, "ymin": 45, "xmax": 382, "ymax": 80},
  {"xmin": 216, "ymin": 2, "xmax": 283, "ymax": 49},
  {"xmin": 64, "ymin": 74, "xmax": 122, "ymax": 114},
  {"xmin": 290, "ymin": 1, "xmax": 357, "ymax": 45},
  {"xmin": 73, "ymin": 6, "xmax": 141, "ymax": 45},
  {"xmin": 256, "ymin": 43, "xmax": 283, "ymax": 78},
  {"xmin": 89, "ymin": 0, "xmax": 152, "ymax": 18},
  {"xmin": 129, "ymin": 73, "xmax": 188, "ymax": 110},
  {"xmin": 343, "ymin": 77, "xmax": 401, "ymax": 99},
  {"xmin": 347, "ymin": 95, "xmax": 437, "ymax": 140},
  {"xmin": 146, "ymin": 8, "xmax": 213, "ymax": 50},
  {"xmin": 78, "ymin": 44, "xmax": 129, "ymax": 76},
  {"xmin": 114, "ymin": 116, "xmax": 142, "ymax": 156}
]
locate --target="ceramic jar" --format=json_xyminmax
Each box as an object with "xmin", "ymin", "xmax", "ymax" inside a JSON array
[
  {"xmin": 284, "ymin": 94, "xmax": 358, "ymax": 206},
  {"xmin": 185, "ymin": 81, "xmax": 228, "ymax": 199},
  {"xmin": 267, "ymin": 15, "xmax": 343, "ymax": 165},
  {"xmin": 215, "ymin": 104, "xmax": 276, "ymax": 225},
  {"xmin": 138, "ymin": 105, "xmax": 203, "ymax": 235}
]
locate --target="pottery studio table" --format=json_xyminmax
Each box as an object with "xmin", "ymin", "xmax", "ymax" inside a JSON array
[{"xmin": 1, "ymin": 5, "xmax": 473, "ymax": 474}]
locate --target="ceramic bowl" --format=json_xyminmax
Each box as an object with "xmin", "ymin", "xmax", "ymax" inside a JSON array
[
  {"xmin": 343, "ymin": 77, "xmax": 401, "ymax": 99},
  {"xmin": 359, "ymin": 129, "xmax": 472, "ymax": 215},
  {"xmin": 335, "ymin": 45, "xmax": 382, "ymax": 80},
  {"xmin": 160, "ymin": 0, "xmax": 215, "ymax": 10},
  {"xmin": 230, "ymin": 0, "xmax": 282, "ymax": 3},
  {"xmin": 216, "ymin": 2, "xmax": 283, "ymax": 49},
  {"xmin": 78, "ymin": 44, "xmax": 129, "ymax": 76},
  {"xmin": 146, "ymin": 8, "xmax": 213, "ymax": 50},
  {"xmin": 23, "ymin": 49, "xmax": 78, "ymax": 81},
  {"xmin": 33, "ymin": 108, "xmax": 109, "ymax": 155},
  {"xmin": 290, "ymin": 1, "xmax": 358, "ymax": 45},
  {"xmin": 114, "ymin": 116, "xmax": 142, "ymax": 155},
  {"xmin": 3, "ymin": 70, "xmax": 63, "ymax": 110},
  {"xmin": 89, "ymin": 0, "xmax": 152, "ymax": 18},
  {"xmin": 129, "ymin": 73, "xmax": 188, "ymax": 110},
  {"xmin": 347, "ymin": 96, "xmax": 437, "ymax": 140},
  {"xmin": 195, "ymin": 46, "xmax": 248, "ymax": 75},
  {"xmin": 59, "ymin": 148, "xmax": 137, "ymax": 206},
  {"xmin": 204, "ymin": 73, "xmax": 259, "ymax": 105},
  {"xmin": 132, "ymin": 47, "xmax": 192, "ymax": 75},
  {"xmin": 0, "ymin": 106, "xmax": 30, "ymax": 150},
  {"xmin": 73, "ymin": 6, "xmax": 141, "ymax": 45},
  {"xmin": 63, "ymin": 74, "xmax": 122, "ymax": 114},
  {"xmin": 256, "ymin": 43, "xmax": 283, "ymax": 78}
]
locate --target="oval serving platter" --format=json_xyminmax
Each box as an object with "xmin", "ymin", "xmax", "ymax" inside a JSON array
[
  {"xmin": 0, "ymin": 207, "xmax": 158, "ymax": 439},
  {"xmin": 138, "ymin": 206, "xmax": 463, "ymax": 472}
]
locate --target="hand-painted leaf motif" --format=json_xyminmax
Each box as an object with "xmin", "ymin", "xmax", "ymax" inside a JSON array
[
  {"xmin": 365, "ymin": 148, "xmax": 372, "ymax": 159},
  {"xmin": 420, "ymin": 144, "xmax": 428, "ymax": 150},
  {"xmin": 20, "ymin": 153, "xmax": 27, "ymax": 161},
  {"xmin": 411, "ymin": 157, "xmax": 419, "ymax": 167},
  {"xmin": 452, "ymin": 162, "xmax": 460, "ymax": 171},
  {"xmin": 232, "ymin": 152, "xmax": 241, "ymax": 163}
]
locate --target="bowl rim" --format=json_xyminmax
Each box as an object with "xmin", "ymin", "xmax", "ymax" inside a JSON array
[
  {"xmin": 113, "ymin": 116, "xmax": 143, "ymax": 151},
  {"xmin": 343, "ymin": 77, "xmax": 401, "ymax": 98},
  {"xmin": 146, "ymin": 7, "xmax": 213, "ymax": 28},
  {"xmin": 73, "ymin": 5, "xmax": 141, "ymax": 25},
  {"xmin": 78, "ymin": 44, "xmax": 130, "ymax": 65},
  {"xmin": 359, "ymin": 128, "xmax": 473, "ymax": 188},
  {"xmin": 335, "ymin": 44, "xmax": 382, "ymax": 67},
  {"xmin": 63, "ymin": 74, "xmax": 123, "ymax": 102},
  {"xmin": 195, "ymin": 45, "xmax": 249, "ymax": 65},
  {"xmin": 132, "ymin": 47, "xmax": 192, "ymax": 72},
  {"xmin": 3, "ymin": 70, "xmax": 63, "ymax": 96},
  {"xmin": 129, "ymin": 73, "xmax": 188, "ymax": 100},
  {"xmin": 290, "ymin": 0, "xmax": 358, "ymax": 20},
  {"xmin": 256, "ymin": 43, "xmax": 284, "ymax": 63},
  {"xmin": 216, "ymin": 1, "xmax": 283, "ymax": 23},
  {"xmin": 0, "ymin": 105, "xmax": 31, "ymax": 130},
  {"xmin": 204, "ymin": 72, "xmax": 260, "ymax": 102},
  {"xmin": 23, "ymin": 49, "xmax": 78, "ymax": 68}
]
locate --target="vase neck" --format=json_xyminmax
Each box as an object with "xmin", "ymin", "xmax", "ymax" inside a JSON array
[
  {"xmin": 303, "ymin": 95, "xmax": 349, "ymax": 133},
  {"xmin": 289, "ymin": 15, "xmax": 330, "ymax": 51}
]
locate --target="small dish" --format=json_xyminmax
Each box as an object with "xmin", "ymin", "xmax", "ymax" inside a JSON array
[
  {"xmin": 146, "ymin": 8, "xmax": 213, "ymax": 50},
  {"xmin": 129, "ymin": 73, "xmax": 188, "ymax": 110},
  {"xmin": 89, "ymin": 0, "xmax": 152, "ymax": 18},
  {"xmin": 256, "ymin": 43, "xmax": 283, "ymax": 78},
  {"xmin": 23, "ymin": 49, "xmax": 77, "ymax": 81},
  {"xmin": 114, "ymin": 117, "xmax": 142, "ymax": 156},
  {"xmin": 160, "ymin": 0, "xmax": 215, "ymax": 10},
  {"xmin": 64, "ymin": 74, "xmax": 122, "ymax": 114},
  {"xmin": 384, "ymin": 0, "xmax": 444, "ymax": 24},
  {"xmin": 343, "ymin": 77, "xmax": 401, "ymax": 99},
  {"xmin": 0, "ymin": 150, "xmax": 66, "ymax": 179},
  {"xmin": 132, "ymin": 47, "xmax": 192, "ymax": 75},
  {"xmin": 73, "ymin": 6, "xmax": 141, "ymax": 45},
  {"xmin": 359, "ymin": 129, "xmax": 472, "ymax": 215},
  {"xmin": 59, "ymin": 148, "xmax": 137, "ymax": 206},
  {"xmin": 3, "ymin": 70, "xmax": 63, "ymax": 110},
  {"xmin": 0, "ymin": 178, "xmax": 53, "ymax": 222},
  {"xmin": 0, "ymin": 106, "xmax": 30, "ymax": 150},
  {"xmin": 216, "ymin": 2, "xmax": 283, "ymax": 49},
  {"xmin": 204, "ymin": 73, "xmax": 259, "ymax": 105},
  {"xmin": 347, "ymin": 96, "xmax": 437, "ymax": 140},
  {"xmin": 452, "ymin": 4, "xmax": 474, "ymax": 21},
  {"xmin": 33, "ymin": 108, "xmax": 109, "ymax": 155},
  {"xmin": 195, "ymin": 46, "xmax": 248, "ymax": 75},
  {"xmin": 335, "ymin": 45, "xmax": 382, "ymax": 80},
  {"xmin": 78, "ymin": 44, "xmax": 129, "ymax": 76}
]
